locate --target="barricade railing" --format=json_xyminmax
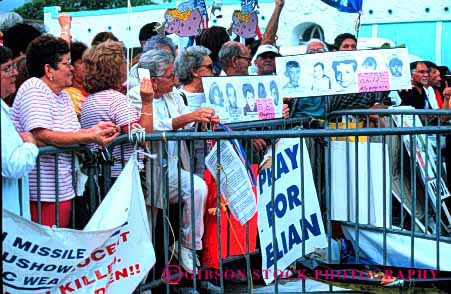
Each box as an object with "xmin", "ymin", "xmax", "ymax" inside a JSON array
[{"xmin": 24, "ymin": 110, "xmax": 451, "ymax": 293}]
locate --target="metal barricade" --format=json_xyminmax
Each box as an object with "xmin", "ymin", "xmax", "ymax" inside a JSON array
[{"xmin": 24, "ymin": 110, "xmax": 451, "ymax": 293}]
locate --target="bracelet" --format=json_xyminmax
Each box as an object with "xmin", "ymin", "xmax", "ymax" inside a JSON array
[
  {"xmin": 61, "ymin": 31, "xmax": 70, "ymax": 35},
  {"xmin": 141, "ymin": 112, "xmax": 153, "ymax": 115}
]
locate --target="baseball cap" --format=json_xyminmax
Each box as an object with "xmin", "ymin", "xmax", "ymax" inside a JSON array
[{"xmin": 254, "ymin": 44, "xmax": 280, "ymax": 59}]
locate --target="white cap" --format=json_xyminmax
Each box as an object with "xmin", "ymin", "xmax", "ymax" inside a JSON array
[{"xmin": 254, "ymin": 44, "xmax": 280, "ymax": 59}]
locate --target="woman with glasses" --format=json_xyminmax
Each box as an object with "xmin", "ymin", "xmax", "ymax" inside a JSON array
[
  {"xmin": 129, "ymin": 49, "xmax": 219, "ymax": 272},
  {"xmin": 175, "ymin": 46, "xmax": 214, "ymax": 112},
  {"xmin": 10, "ymin": 35, "xmax": 120, "ymax": 227},
  {"xmin": 80, "ymin": 40, "xmax": 154, "ymax": 179},
  {"xmin": 1, "ymin": 46, "xmax": 38, "ymax": 220}
]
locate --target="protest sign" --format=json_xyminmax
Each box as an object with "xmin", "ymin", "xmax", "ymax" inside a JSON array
[
  {"xmin": 201, "ymin": 75, "xmax": 283, "ymax": 123},
  {"xmin": 205, "ymin": 140, "xmax": 257, "ymax": 224},
  {"xmin": 2, "ymin": 156, "xmax": 155, "ymax": 294},
  {"xmin": 275, "ymin": 48, "xmax": 411, "ymax": 98},
  {"xmin": 257, "ymin": 138, "xmax": 327, "ymax": 285}
]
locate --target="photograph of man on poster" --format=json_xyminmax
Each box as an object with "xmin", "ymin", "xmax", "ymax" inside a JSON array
[{"xmin": 332, "ymin": 59, "xmax": 358, "ymax": 90}]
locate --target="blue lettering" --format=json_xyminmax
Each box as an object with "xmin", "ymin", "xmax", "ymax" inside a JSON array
[
  {"xmin": 258, "ymin": 170, "xmax": 267, "ymax": 195},
  {"xmin": 265, "ymin": 242, "xmax": 284, "ymax": 269},
  {"xmin": 24, "ymin": 276, "xmax": 40, "ymax": 285},
  {"xmin": 276, "ymin": 153, "xmax": 289, "ymax": 180},
  {"xmin": 284, "ymin": 144, "xmax": 299, "ymax": 170},
  {"xmin": 287, "ymin": 185, "xmax": 301, "ymax": 209},
  {"xmin": 266, "ymin": 202, "xmax": 274, "ymax": 227},
  {"xmin": 288, "ymin": 224, "xmax": 302, "ymax": 250},
  {"xmin": 275, "ymin": 193, "xmax": 287, "ymax": 218},
  {"xmin": 302, "ymin": 213, "xmax": 322, "ymax": 241}
]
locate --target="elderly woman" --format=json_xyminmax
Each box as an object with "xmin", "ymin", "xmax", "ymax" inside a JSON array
[
  {"xmin": 1, "ymin": 46, "xmax": 38, "ymax": 219},
  {"xmin": 176, "ymin": 45, "xmax": 213, "ymax": 111},
  {"xmin": 176, "ymin": 46, "xmax": 215, "ymax": 176},
  {"xmin": 80, "ymin": 40, "xmax": 154, "ymax": 178},
  {"xmin": 11, "ymin": 35, "xmax": 120, "ymax": 227},
  {"xmin": 129, "ymin": 49, "xmax": 219, "ymax": 272}
]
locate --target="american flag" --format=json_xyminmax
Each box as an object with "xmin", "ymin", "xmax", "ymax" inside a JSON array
[{"xmin": 197, "ymin": 0, "xmax": 209, "ymax": 29}]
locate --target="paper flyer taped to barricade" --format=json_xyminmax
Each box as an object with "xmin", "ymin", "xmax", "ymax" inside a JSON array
[
  {"xmin": 201, "ymin": 75, "xmax": 283, "ymax": 123},
  {"xmin": 275, "ymin": 48, "xmax": 411, "ymax": 98},
  {"xmin": 205, "ymin": 140, "xmax": 257, "ymax": 224},
  {"xmin": 2, "ymin": 156, "xmax": 155, "ymax": 294},
  {"xmin": 257, "ymin": 138, "xmax": 327, "ymax": 285}
]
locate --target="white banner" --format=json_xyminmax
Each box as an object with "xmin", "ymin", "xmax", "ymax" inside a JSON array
[
  {"xmin": 2, "ymin": 156, "xmax": 155, "ymax": 294},
  {"xmin": 275, "ymin": 48, "xmax": 411, "ymax": 98},
  {"xmin": 201, "ymin": 75, "xmax": 284, "ymax": 123},
  {"xmin": 257, "ymin": 138, "xmax": 327, "ymax": 285}
]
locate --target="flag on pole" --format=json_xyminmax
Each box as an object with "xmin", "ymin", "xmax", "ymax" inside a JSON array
[
  {"xmin": 320, "ymin": 0, "xmax": 363, "ymax": 13},
  {"xmin": 198, "ymin": 0, "xmax": 209, "ymax": 29}
]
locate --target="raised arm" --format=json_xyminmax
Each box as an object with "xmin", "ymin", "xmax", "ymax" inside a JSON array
[
  {"xmin": 261, "ymin": 0, "xmax": 285, "ymax": 45},
  {"xmin": 58, "ymin": 12, "xmax": 72, "ymax": 45}
]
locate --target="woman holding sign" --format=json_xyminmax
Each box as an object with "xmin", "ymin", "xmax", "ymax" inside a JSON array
[{"xmin": 130, "ymin": 49, "xmax": 220, "ymax": 272}]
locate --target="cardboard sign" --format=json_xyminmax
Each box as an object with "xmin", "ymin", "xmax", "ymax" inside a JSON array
[
  {"xmin": 276, "ymin": 48, "xmax": 411, "ymax": 98},
  {"xmin": 257, "ymin": 138, "xmax": 327, "ymax": 285},
  {"xmin": 202, "ymin": 75, "xmax": 283, "ymax": 123}
]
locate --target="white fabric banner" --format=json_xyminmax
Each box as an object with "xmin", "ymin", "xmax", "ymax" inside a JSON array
[
  {"xmin": 330, "ymin": 141, "xmax": 391, "ymax": 227},
  {"xmin": 257, "ymin": 138, "xmax": 327, "ymax": 285},
  {"xmin": 2, "ymin": 156, "xmax": 155, "ymax": 294}
]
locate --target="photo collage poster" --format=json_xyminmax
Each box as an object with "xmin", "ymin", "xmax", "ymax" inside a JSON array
[
  {"xmin": 275, "ymin": 48, "xmax": 412, "ymax": 98},
  {"xmin": 201, "ymin": 75, "xmax": 283, "ymax": 124}
]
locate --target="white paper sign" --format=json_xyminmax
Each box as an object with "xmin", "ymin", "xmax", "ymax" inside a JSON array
[
  {"xmin": 2, "ymin": 156, "xmax": 155, "ymax": 294},
  {"xmin": 201, "ymin": 75, "xmax": 283, "ymax": 123},
  {"xmin": 275, "ymin": 48, "xmax": 411, "ymax": 98},
  {"xmin": 257, "ymin": 138, "xmax": 327, "ymax": 285},
  {"xmin": 205, "ymin": 140, "xmax": 257, "ymax": 224}
]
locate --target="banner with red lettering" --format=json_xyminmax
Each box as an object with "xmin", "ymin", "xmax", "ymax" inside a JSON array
[{"xmin": 2, "ymin": 155, "xmax": 155, "ymax": 294}]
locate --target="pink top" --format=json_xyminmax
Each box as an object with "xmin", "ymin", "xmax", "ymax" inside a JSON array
[
  {"xmin": 80, "ymin": 89, "xmax": 139, "ymax": 177},
  {"xmin": 11, "ymin": 77, "xmax": 80, "ymax": 202}
]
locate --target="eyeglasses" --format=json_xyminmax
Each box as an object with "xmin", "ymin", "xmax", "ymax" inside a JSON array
[
  {"xmin": 153, "ymin": 72, "xmax": 175, "ymax": 80},
  {"xmin": 197, "ymin": 64, "xmax": 213, "ymax": 72},
  {"xmin": 236, "ymin": 55, "xmax": 251, "ymax": 61},
  {"xmin": 59, "ymin": 60, "xmax": 72, "ymax": 67},
  {"xmin": 307, "ymin": 48, "xmax": 326, "ymax": 54},
  {"xmin": 1, "ymin": 63, "xmax": 17, "ymax": 73}
]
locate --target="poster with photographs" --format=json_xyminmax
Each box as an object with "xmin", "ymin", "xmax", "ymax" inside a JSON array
[
  {"xmin": 275, "ymin": 48, "xmax": 411, "ymax": 98},
  {"xmin": 201, "ymin": 75, "xmax": 283, "ymax": 123}
]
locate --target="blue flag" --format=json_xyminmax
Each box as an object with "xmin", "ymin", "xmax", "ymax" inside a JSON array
[{"xmin": 320, "ymin": 0, "xmax": 362, "ymax": 13}]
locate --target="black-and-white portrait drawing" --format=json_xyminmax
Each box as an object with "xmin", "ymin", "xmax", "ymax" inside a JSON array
[
  {"xmin": 388, "ymin": 57, "xmax": 403, "ymax": 77},
  {"xmin": 311, "ymin": 62, "xmax": 331, "ymax": 91},
  {"xmin": 258, "ymin": 82, "xmax": 267, "ymax": 98},
  {"xmin": 362, "ymin": 56, "xmax": 377, "ymax": 71},
  {"xmin": 209, "ymin": 82, "xmax": 224, "ymax": 106},
  {"xmin": 270, "ymin": 80, "xmax": 279, "ymax": 106},
  {"xmin": 283, "ymin": 60, "xmax": 301, "ymax": 90},
  {"xmin": 225, "ymin": 82, "xmax": 238, "ymax": 110},
  {"xmin": 242, "ymin": 83, "xmax": 257, "ymax": 115},
  {"xmin": 332, "ymin": 59, "xmax": 358, "ymax": 89}
]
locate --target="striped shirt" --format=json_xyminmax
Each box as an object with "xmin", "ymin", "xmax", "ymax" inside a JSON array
[
  {"xmin": 80, "ymin": 89, "xmax": 139, "ymax": 177},
  {"xmin": 11, "ymin": 77, "xmax": 80, "ymax": 202}
]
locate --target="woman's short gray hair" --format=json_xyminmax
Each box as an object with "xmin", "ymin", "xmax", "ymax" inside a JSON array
[
  {"xmin": 139, "ymin": 49, "xmax": 174, "ymax": 77},
  {"xmin": 305, "ymin": 38, "xmax": 329, "ymax": 53},
  {"xmin": 175, "ymin": 46, "xmax": 211, "ymax": 85},
  {"xmin": 143, "ymin": 35, "xmax": 176, "ymax": 58}
]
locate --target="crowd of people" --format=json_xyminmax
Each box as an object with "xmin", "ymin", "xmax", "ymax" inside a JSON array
[{"xmin": 1, "ymin": 0, "xmax": 451, "ymax": 289}]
